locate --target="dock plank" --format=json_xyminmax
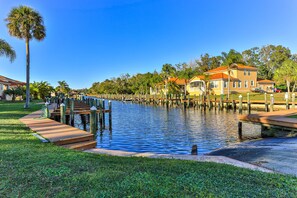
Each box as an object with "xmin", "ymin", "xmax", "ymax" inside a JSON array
[{"xmin": 20, "ymin": 105, "xmax": 96, "ymax": 150}]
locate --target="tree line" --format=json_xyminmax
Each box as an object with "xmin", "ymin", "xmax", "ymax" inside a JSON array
[
  {"xmin": 4, "ymin": 80, "xmax": 73, "ymax": 101},
  {"xmin": 89, "ymin": 44, "xmax": 296, "ymax": 95}
]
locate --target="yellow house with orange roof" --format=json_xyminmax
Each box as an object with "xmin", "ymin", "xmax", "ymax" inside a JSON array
[{"xmin": 187, "ymin": 64, "xmax": 271, "ymax": 95}]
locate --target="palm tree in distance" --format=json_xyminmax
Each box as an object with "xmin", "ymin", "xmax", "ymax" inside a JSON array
[
  {"xmin": 0, "ymin": 39, "xmax": 16, "ymax": 62},
  {"xmin": 6, "ymin": 5, "xmax": 46, "ymax": 108},
  {"xmin": 227, "ymin": 63, "xmax": 238, "ymax": 100}
]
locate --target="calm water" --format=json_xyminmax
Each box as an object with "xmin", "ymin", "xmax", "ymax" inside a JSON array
[{"xmin": 75, "ymin": 100, "xmax": 259, "ymax": 155}]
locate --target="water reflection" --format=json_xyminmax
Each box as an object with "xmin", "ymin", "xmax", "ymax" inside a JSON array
[{"xmin": 74, "ymin": 101, "xmax": 260, "ymax": 155}]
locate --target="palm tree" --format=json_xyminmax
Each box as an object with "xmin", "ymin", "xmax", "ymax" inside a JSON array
[
  {"xmin": 6, "ymin": 6, "xmax": 46, "ymax": 108},
  {"xmin": 227, "ymin": 63, "xmax": 238, "ymax": 100},
  {"xmin": 0, "ymin": 39, "xmax": 16, "ymax": 62}
]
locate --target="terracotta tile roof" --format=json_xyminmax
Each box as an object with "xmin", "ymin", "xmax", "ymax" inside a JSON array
[
  {"xmin": 205, "ymin": 64, "xmax": 257, "ymax": 73},
  {"xmin": 257, "ymin": 79, "xmax": 275, "ymax": 84},
  {"xmin": 191, "ymin": 73, "xmax": 238, "ymax": 81},
  {"xmin": 0, "ymin": 75, "xmax": 26, "ymax": 86},
  {"xmin": 168, "ymin": 77, "xmax": 187, "ymax": 85}
]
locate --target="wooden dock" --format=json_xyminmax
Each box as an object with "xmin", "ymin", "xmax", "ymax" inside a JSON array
[
  {"xmin": 238, "ymin": 109, "xmax": 297, "ymax": 139},
  {"xmin": 238, "ymin": 109, "xmax": 297, "ymax": 128},
  {"xmin": 20, "ymin": 106, "xmax": 97, "ymax": 150}
]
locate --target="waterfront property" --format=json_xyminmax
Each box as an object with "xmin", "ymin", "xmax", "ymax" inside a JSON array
[
  {"xmin": 149, "ymin": 64, "xmax": 275, "ymax": 96},
  {"xmin": 188, "ymin": 64, "xmax": 260, "ymax": 95},
  {"xmin": 257, "ymin": 79, "xmax": 275, "ymax": 92},
  {"xmin": 0, "ymin": 75, "xmax": 25, "ymax": 100},
  {"xmin": 150, "ymin": 77, "xmax": 187, "ymax": 95}
]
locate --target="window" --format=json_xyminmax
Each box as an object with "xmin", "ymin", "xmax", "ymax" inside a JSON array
[
  {"xmin": 238, "ymin": 81, "xmax": 241, "ymax": 88},
  {"xmin": 244, "ymin": 80, "xmax": 248, "ymax": 88},
  {"xmin": 248, "ymin": 70, "xmax": 251, "ymax": 76},
  {"xmin": 251, "ymin": 80, "xmax": 254, "ymax": 86},
  {"xmin": 0, "ymin": 84, "xmax": 3, "ymax": 90},
  {"xmin": 233, "ymin": 81, "xmax": 236, "ymax": 88},
  {"xmin": 244, "ymin": 69, "xmax": 247, "ymax": 76},
  {"xmin": 210, "ymin": 81, "xmax": 218, "ymax": 88},
  {"xmin": 224, "ymin": 81, "xmax": 228, "ymax": 88}
]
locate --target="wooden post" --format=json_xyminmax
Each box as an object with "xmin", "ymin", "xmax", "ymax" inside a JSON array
[
  {"xmin": 60, "ymin": 103, "xmax": 66, "ymax": 124},
  {"xmin": 102, "ymin": 99, "xmax": 106, "ymax": 129},
  {"xmin": 264, "ymin": 93, "xmax": 268, "ymax": 112},
  {"xmin": 232, "ymin": 100, "xmax": 236, "ymax": 111},
  {"xmin": 285, "ymin": 92, "xmax": 289, "ymax": 110},
  {"xmin": 90, "ymin": 106, "xmax": 97, "ymax": 134},
  {"xmin": 44, "ymin": 102, "xmax": 50, "ymax": 118},
  {"xmin": 292, "ymin": 93, "xmax": 296, "ymax": 109},
  {"xmin": 70, "ymin": 99, "xmax": 74, "ymax": 126},
  {"xmin": 108, "ymin": 100, "xmax": 112, "ymax": 131},
  {"xmin": 214, "ymin": 94, "xmax": 217, "ymax": 110},
  {"xmin": 270, "ymin": 94, "xmax": 274, "ymax": 112},
  {"xmin": 219, "ymin": 94, "xmax": 223, "ymax": 110},
  {"xmin": 247, "ymin": 92, "xmax": 251, "ymax": 114},
  {"xmin": 207, "ymin": 94, "xmax": 211, "ymax": 109},
  {"xmin": 191, "ymin": 145, "xmax": 198, "ymax": 155},
  {"xmin": 239, "ymin": 95, "xmax": 243, "ymax": 114},
  {"xmin": 238, "ymin": 122, "xmax": 243, "ymax": 140}
]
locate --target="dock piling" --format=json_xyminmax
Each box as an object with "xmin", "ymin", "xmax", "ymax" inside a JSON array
[
  {"xmin": 90, "ymin": 106, "xmax": 97, "ymax": 134},
  {"xmin": 60, "ymin": 103, "xmax": 66, "ymax": 124}
]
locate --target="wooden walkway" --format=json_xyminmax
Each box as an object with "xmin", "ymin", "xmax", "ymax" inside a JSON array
[
  {"xmin": 239, "ymin": 109, "xmax": 297, "ymax": 128},
  {"xmin": 20, "ymin": 104, "xmax": 97, "ymax": 150}
]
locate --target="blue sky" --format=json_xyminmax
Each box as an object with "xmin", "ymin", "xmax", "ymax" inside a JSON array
[{"xmin": 0, "ymin": 0, "xmax": 297, "ymax": 89}]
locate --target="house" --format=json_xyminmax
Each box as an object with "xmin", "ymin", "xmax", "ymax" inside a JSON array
[
  {"xmin": 188, "ymin": 64, "xmax": 259, "ymax": 95},
  {"xmin": 150, "ymin": 77, "xmax": 187, "ymax": 95},
  {"xmin": 0, "ymin": 75, "xmax": 25, "ymax": 100},
  {"xmin": 257, "ymin": 79, "xmax": 275, "ymax": 92}
]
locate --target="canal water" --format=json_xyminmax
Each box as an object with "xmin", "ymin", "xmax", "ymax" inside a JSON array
[{"xmin": 75, "ymin": 100, "xmax": 259, "ymax": 155}]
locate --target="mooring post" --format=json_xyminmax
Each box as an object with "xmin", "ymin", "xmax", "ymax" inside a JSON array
[
  {"xmin": 247, "ymin": 92, "xmax": 251, "ymax": 114},
  {"xmin": 207, "ymin": 94, "xmax": 211, "ymax": 109},
  {"xmin": 214, "ymin": 94, "xmax": 217, "ymax": 110},
  {"xmin": 270, "ymin": 94, "xmax": 274, "ymax": 112},
  {"xmin": 285, "ymin": 92, "xmax": 289, "ymax": 110},
  {"xmin": 102, "ymin": 99, "xmax": 106, "ymax": 129},
  {"xmin": 239, "ymin": 95, "xmax": 243, "ymax": 114},
  {"xmin": 220, "ymin": 94, "xmax": 223, "ymax": 110},
  {"xmin": 70, "ymin": 99, "xmax": 75, "ymax": 126},
  {"xmin": 44, "ymin": 102, "xmax": 50, "ymax": 118},
  {"xmin": 264, "ymin": 93, "xmax": 268, "ymax": 112},
  {"xmin": 60, "ymin": 103, "xmax": 66, "ymax": 124},
  {"xmin": 90, "ymin": 106, "xmax": 97, "ymax": 134},
  {"xmin": 108, "ymin": 100, "xmax": 112, "ymax": 131},
  {"xmin": 191, "ymin": 145, "xmax": 198, "ymax": 155},
  {"xmin": 238, "ymin": 122, "xmax": 243, "ymax": 140},
  {"xmin": 292, "ymin": 93, "xmax": 296, "ymax": 109}
]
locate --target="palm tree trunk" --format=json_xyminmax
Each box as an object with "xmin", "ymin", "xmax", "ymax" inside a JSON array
[
  {"xmin": 227, "ymin": 70, "xmax": 230, "ymax": 100},
  {"xmin": 25, "ymin": 39, "xmax": 30, "ymax": 108},
  {"xmin": 286, "ymin": 80, "xmax": 291, "ymax": 96}
]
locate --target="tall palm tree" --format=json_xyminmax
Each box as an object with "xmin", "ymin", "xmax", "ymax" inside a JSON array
[
  {"xmin": 0, "ymin": 39, "xmax": 16, "ymax": 62},
  {"xmin": 227, "ymin": 63, "xmax": 238, "ymax": 100},
  {"xmin": 6, "ymin": 6, "xmax": 46, "ymax": 108}
]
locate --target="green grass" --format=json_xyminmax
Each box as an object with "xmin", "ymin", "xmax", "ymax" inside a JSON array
[
  {"xmin": 0, "ymin": 101, "xmax": 297, "ymax": 197},
  {"xmin": 288, "ymin": 115, "xmax": 297, "ymax": 118}
]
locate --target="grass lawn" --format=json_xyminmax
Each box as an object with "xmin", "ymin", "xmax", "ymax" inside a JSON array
[{"xmin": 0, "ymin": 101, "xmax": 297, "ymax": 197}]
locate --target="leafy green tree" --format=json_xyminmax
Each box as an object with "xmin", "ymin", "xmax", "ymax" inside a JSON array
[
  {"xmin": 274, "ymin": 59, "xmax": 297, "ymax": 95},
  {"xmin": 0, "ymin": 39, "xmax": 16, "ymax": 62},
  {"xmin": 196, "ymin": 54, "xmax": 222, "ymax": 73},
  {"xmin": 259, "ymin": 45, "xmax": 291, "ymax": 80},
  {"xmin": 30, "ymin": 81, "xmax": 54, "ymax": 99},
  {"xmin": 242, "ymin": 47, "xmax": 261, "ymax": 66},
  {"xmin": 177, "ymin": 63, "xmax": 196, "ymax": 95},
  {"xmin": 221, "ymin": 49, "xmax": 245, "ymax": 66},
  {"xmin": 6, "ymin": 5, "xmax": 46, "ymax": 108},
  {"xmin": 4, "ymin": 86, "xmax": 24, "ymax": 101},
  {"xmin": 56, "ymin": 81, "xmax": 70, "ymax": 96}
]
